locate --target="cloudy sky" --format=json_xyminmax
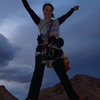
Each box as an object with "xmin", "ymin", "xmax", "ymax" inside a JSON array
[{"xmin": 0, "ymin": 0, "xmax": 100, "ymax": 100}]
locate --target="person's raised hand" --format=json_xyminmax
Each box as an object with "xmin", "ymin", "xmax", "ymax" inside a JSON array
[{"xmin": 73, "ymin": 6, "xmax": 79, "ymax": 11}]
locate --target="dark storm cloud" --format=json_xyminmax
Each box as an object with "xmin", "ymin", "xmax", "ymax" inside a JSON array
[
  {"xmin": 0, "ymin": 65, "xmax": 33, "ymax": 83},
  {"xmin": 0, "ymin": 34, "xmax": 16, "ymax": 66}
]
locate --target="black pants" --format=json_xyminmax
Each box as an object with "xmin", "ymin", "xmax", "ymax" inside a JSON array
[{"xmin": 26, "ymin": 53, "xmax": 79, "ymax": 100}]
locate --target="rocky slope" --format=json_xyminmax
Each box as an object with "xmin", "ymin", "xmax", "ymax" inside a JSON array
[
  {"xmin": 39, "ymin": 74, "xmax": 100, "ymax": 100},
  {"xmin": 0, "ymin": 85, "xmax": 18, "ymax": 100}
]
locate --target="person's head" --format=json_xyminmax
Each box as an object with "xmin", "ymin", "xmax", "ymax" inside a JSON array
[{"xmin": 43, "ymin": 3, "xmax": 54, "ymax": 20}]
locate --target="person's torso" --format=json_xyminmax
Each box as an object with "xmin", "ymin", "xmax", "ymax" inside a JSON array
[{"xmin": 38, "ymin": 19, "xmax": 60, "ymax": 38}]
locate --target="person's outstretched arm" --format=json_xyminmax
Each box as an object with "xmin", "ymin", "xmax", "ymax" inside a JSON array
[
  {"xmin": 58, "ymin": 6, "xmax": 79, "ymax": 25},
  {"xmin": 22, "ymin": 0, "xmax": 40, "ymax": 25}
]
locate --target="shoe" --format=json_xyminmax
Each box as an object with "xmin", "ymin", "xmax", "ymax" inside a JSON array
[{"xmin": 79, "ymin": 96, "xmax": 88, "ymax": 100}]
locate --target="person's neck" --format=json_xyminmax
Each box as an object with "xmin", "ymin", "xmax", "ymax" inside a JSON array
[{"xmin": 45, "ymin": 17, "xmax": 51, "ymax": 21}]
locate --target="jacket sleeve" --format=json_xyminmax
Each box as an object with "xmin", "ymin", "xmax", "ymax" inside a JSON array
[
  {"xmin": 22, "ymin": 0, "xmax": 40, "ymax": 25},
  {"xmin": 57, "ymin": 8, "xmax": 75, "ymax": 25}
]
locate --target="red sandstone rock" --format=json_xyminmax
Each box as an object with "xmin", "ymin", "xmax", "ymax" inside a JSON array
[
  {"xmin": 0, "ymin": 85, "xmax": 18, "ymax": 100},
  {"xmin": 39, "ymin": 74, "xmax": 100, "ymax": 100}
]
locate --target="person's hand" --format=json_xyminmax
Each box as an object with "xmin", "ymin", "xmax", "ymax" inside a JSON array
[{"xmin": 73, "ymin": 6, "xmax": 79, "ymax": 11}]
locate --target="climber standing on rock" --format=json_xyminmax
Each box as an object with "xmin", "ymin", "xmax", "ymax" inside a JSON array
[{"xmin": 21, "ymin": 0, "xmax": 88, "ymax": 100}]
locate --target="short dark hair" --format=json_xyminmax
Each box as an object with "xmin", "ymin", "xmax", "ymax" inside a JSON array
[{"xmin": 43, "ymin": 3, "xmax": 54, "ymax": 18}]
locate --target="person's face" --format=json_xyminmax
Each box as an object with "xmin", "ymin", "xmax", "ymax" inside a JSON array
[{"xmin": 43, "ymin": 5, "xmax": 53, "ymax": 20}]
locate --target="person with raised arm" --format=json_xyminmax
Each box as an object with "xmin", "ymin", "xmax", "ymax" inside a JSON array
[{"xmin": 22, "ymin": 0, "xmax": 88, "ymax": 100}]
